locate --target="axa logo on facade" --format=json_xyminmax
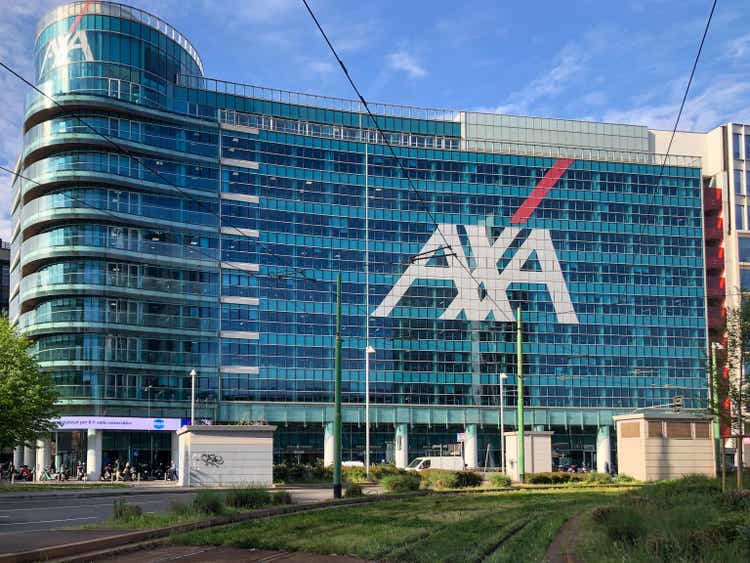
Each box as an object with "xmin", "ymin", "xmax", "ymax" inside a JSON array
[
  {"xmin": 39, "ymin": 29, "xmax": 93, "ymax": 75},
  {"xmin": 373, "ymin": 158, "xmax": 578, "ymax": 324}
]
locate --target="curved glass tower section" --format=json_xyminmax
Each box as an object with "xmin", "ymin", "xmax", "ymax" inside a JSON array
[{"xmin": 11, "ymin": 1, "xmax": 708, "ymax": 468}]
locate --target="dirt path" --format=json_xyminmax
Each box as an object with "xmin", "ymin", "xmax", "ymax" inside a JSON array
[{"xmin": 544, "ymin": 512, "xmax": 585, "ymax": 563}]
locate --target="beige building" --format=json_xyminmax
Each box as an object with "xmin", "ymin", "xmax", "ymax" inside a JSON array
[{"xmin": 614, "ymin": 413, "xmax": 714, "ymax": 481}]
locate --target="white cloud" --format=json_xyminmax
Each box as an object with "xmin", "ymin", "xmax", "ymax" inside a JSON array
[
  {"xmin": 483, "ymin": 39, "xmax": 593, "ymax": 116},
  {"xmin": 728, "ymin": 33, "xmax": 750, "ymax": 61},
  {"xmin": 385, "ymin": 50, "xmax": 427, "ymax": 79},
  {"xmin": 601, "ymin": 75, "xmax": 750, "ymax": 132},
  {"xmin": 308, "ymin": 60, "xmax": 335, "ymax": 74}
]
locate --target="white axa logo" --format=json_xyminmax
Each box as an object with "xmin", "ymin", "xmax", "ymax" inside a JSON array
[
  {"xmin": 372, "ymin": 224, "xmax": 578, "ymax": 324},
  {"xmin": 39, "ymin": 30, "xmax": 94, "ymax": 76}
]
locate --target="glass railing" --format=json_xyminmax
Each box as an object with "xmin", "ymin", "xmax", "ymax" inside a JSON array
[
  {"xmin": 19, "ymin": 153, "xmax": 218, "ymax": 196},
  {"xmin": 20, "ymin": 308, "xmax": 218, "ymax": 332},
  {"xmin": 21, "ymin": 230, "xmax": 219, "ymax": 263},
  {"xmin": 24, "ymin": 117, "xmax": 217, "ymax": 159},
  {"xmin": 20, "ymin": 190, "xmax": 218, "ymax": 229},
  {"xmin": 21, "ymin": 270, "xmax": 217, "ymax": 300},
  {"xmin": 35, "ymin": 345, "xmax": 217, "ymax": 367},
  {"xmin": 26, "ymin": 77, "xmax": 165, "ymax": 114}
]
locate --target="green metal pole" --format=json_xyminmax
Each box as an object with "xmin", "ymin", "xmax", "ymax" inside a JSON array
[
  {"xmin": 711, "ymin": 344, "xmax": 720, "ymax": 476},
  {"xmin": 333, "ymin": 273, "xmax": 343, "ymax": 498},
  {"xmin": 516, "ymin": 306, "xmax": 525, "ymax": 483}
]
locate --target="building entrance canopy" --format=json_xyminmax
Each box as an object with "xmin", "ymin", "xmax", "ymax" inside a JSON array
[{"xmin": 55, "ymin": 416, "xmax": 182, "ymax": 431}]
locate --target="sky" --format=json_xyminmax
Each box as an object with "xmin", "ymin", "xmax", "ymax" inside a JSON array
[{"xmin": 1, "ymin": 0, "xmax": 749, "ymax": 242}]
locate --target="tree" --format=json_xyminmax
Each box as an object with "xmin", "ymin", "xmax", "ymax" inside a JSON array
[
  {"xmin": 0, "ymin": 316, "xmax": 58, "ymax": 451},
  {"xmin": 723, "ymin": 296, "xmax": 750, "ymax": 490}
]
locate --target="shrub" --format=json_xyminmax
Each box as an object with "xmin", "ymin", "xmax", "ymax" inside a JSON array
[
  {"xmin": 112, "ymin": 499, "xmax": 143, "ymax": 521},
  {"xmin": 455, "ymin": 470, "xmax": 482, "ymax": 488},
  {"xmin": 723, "ymin": 489, "xmax": 750, "ymax": 508},
  {"xmin": 489, "ymin": 473, "xmax": 512, "ymax": 488},
  {"xmin": 344, "ymin": 483, "xmax": 365, "ymax": 497},
  {"xmin": 582, "ymin": 472, "xmax": 613, "ymax": 485},
  {"xmin": 421, "ymin": 469, "xmax": 458, "ymax": 489},
  {"xmin": 380, "ymin": 473, "xmax": 421, "ymax": 492},
  {"xmin": 342, "ymin": 465, "xmax": 367, "ymax": 483},
  {"xmin": 192, "ymin": 491, "xmax": 225, "ymax": 515},
  {"xmin": 526, "ymin": 472, "xmax": 574, "ymax": 484},
  {"xmin": 613, "ymin": 473, "xmax": 636, "ymax": 484},
  {"xmin": 370, "ymin": 464, "xmax": 406, "ymax": 480},
  {"xmin": 224, "ymin": 487, "xmax": 272, "ymax": 509},
  {"xmin": 272, "ymin": 491, "xmax": 293, "ymax": 505},
  {"xmin": 311, "ymin": 463, "xmax": 333, "ymax": 481}
]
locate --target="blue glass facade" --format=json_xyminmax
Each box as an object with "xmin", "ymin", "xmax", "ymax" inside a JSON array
[{"xmin": 11, "ymin": 1, "xmax": 708, "ymax": 467}]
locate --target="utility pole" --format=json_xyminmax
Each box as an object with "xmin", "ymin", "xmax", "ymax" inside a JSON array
[
  {"xmin": 516, "ymin": 306, "xmax": 525, "ymax": 483},
  {"xmin": 711, "ymin": 342, "xmax": 724, "ymax": 485},
  {"xmin": 333, "ymin": 273, "xmax": 343, "ymax": 498},
  {"xmin": 499, "ymin": 372, "xmax": 507, "ymax": 472}
]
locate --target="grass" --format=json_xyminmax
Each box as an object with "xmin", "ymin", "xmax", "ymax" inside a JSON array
[
  {"xmin": 577, "ymin": 475, "xmax": 750, "ymax": 562},
  {"xmin": 0, "ymin": 482, "xmax": 127, "ymax": 492},
  {"xmin": 82, "ymin": 488, "xmax": 293, "ymax": 531},
  {"xmin": 173, "ymin": 487, "xmax": 631, "ymax": 562}
]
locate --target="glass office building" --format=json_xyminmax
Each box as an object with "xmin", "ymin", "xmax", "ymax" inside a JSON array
[{"xmin": 10, "ymin": 1, "xmax": 708, "ymax": 469}]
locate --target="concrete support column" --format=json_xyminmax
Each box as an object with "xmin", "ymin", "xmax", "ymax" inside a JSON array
[
  {"xmin": 171, "ymin": 431, "xmax": 179, "ymax": 466},
  {"xmin": 86, "ymin": 429, "xmax": 102, "ymax": 481},
  {"xmin": 36, "ymin": 439, "xmax": 52, "ymax": 479},
  {"xmin": 596, "ymin": 426, "xmax": 612, "ymax": 474},
  {"xmin": 13, "ymin": 447, "xmax": 23, "ymax": 467},
  {"xmin": 394, "ymin": 424, "xmax": 408, "ymax": 469},
  {"xmin": 464, "ymin": 424, "xmax": 478, "ymax": 469},
  {"xmin": 323, "ymin": 422, "xmax": 334, "ymax": 467},
  {"xmin": 24, "ymin": 444, "xmax": 36, "ymax": 473}
]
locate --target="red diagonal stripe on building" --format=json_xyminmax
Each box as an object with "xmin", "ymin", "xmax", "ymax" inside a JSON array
[
  {"xmin": 510, "ymin": 158, "xmax": 574, "ymax": 225},
  {"xmin": 68, "ymin": 1, "xmax": 93, "ymax": 34}
]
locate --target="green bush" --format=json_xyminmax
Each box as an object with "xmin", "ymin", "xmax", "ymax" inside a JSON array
[
  {"xmin": 342, "ymin": 465, "xmax": 367, "ymax": 482},
  {"xmin": 112, "ymin": 499, "xmax": 143, "ymax": 521},
  {"xmin": 224, "ymin": 487, "xmax": 272, "ymax": 509},
  {"xmin": 489, "ymin": 473, "xmax": 512, "ymax": 488},
  {"xmin": 613, "ymin": 473, "xmax": 636, "ymax": 484},
  {"xmin": 370, "ymin": 464, "xmax": 406, "ymax": 480},
  {"xmin": 455, "ymin": 470, "xmax": 482, "ymax": 488},
  {"xmin": 344, "ymin": 483, "xmax": 365, "ymax": 497},
  {"xmin": 272, "ymin": 491, "xmax": 293, "ymax": 505},
  {"xmin": 582, "ymin": 472, "xmax": 613, "ymax": 484},
  {"xmin": 273, "ymin": 462, "xmax": 333, "ymax": 483},
  {"xmin": 192, "ymin": 491, "xmax": 225, "ymax": 515},
  {"xmin": 526, "ymin": 472, "xmax": 580, "ymax": 484},
  {"xmin": 421, "ymin": 469, "xmax": 458, "ymax": 489},
  {"xmin": 380, "ymin": 473, "xmax": 421, "ymax": 492}
]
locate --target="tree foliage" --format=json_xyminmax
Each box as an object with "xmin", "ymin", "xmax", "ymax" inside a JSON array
[{"xmin": 0, "ymin": 316, "xmax": 58, "ymax": 450}]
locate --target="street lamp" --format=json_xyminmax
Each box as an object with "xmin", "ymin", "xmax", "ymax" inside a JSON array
[
  {"xmin": 144, "ymin": 385, "xmax": 153, "ymax": 417},
  {"xmin": 499, "ymin": 372, "xmax": 508, "ymax": 472},
  {"xmin": 365, "ymin": 345, "xmax": 376, "ymax": 480},
  {"xmin": 189, "ymin": 369, "xmax": 197, "ymax": 425}
]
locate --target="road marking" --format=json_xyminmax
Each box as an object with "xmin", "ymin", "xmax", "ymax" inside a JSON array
[{"xmin": 0, "ymin": 516, "xmax": 96, "ymax": 526}]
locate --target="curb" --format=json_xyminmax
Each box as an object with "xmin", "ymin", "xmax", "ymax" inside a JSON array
[
  {"xmin": 0, "ymin": 491, "xmax": 429, "ymax": 563},
  {"xmin": 0, "ymin": 487, "xmax": 193, "ymax": 502}
]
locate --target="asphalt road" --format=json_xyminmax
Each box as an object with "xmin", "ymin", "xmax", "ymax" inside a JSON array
[{"xmin": 0, "ymin": 486, "xmax": 334, "ymax": 554}]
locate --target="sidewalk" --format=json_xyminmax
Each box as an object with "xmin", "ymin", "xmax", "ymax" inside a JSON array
[{"xmin": 0, "ymin": 481, "xmax": 186, "ymax": 501}]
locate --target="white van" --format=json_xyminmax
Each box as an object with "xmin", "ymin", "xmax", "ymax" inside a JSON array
[{"xmin": 406, "ymin": 456, "xmax": 465, "ymax": 471}]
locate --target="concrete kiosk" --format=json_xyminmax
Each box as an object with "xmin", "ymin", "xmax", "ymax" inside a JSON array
[
  {"xmin": 504, "ymin": 431, "xmax": 553, "ymax": 481},
  {"xmin": 614, "ymin": 413, "xmax": 715, "ymax": 481},
  {"xmin": 178, "ymin": 424, "xmax": 276, "ymax": 487}
]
